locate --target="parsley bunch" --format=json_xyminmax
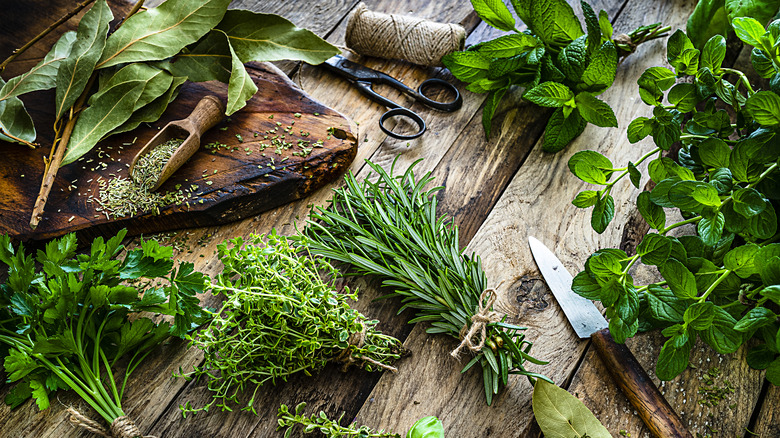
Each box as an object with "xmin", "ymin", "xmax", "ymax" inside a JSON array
[
  {"xmin": 570, "ymin": 26, "xmax": 780, "ymax": 382},
  {"xmin": 443, "ymin": 0, "xmax": 668, "ymax": 151},
  {"xmin": 182, "ymin": 231, "xmax": 404, "ymax": 416},
  {"xmin": 0, "ymin": 230, "xmax": 210, "ymax": 426},
  {"xmin": 301, "ymin": 159, "xmax": 548, "ymax": 405}
]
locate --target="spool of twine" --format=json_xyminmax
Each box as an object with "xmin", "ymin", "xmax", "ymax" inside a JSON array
[{"xmin": 345, "ymin": 2, "xmax": 466, "ymax": 67}]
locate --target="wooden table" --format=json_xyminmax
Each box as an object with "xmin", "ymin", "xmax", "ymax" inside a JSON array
[{"xmin": 1, "ymin": 0, "xmax": 777, "ymax": 437}]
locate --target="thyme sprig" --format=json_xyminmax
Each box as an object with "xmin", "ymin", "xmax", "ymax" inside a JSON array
[
  {"xmin": 181, "ymin": 231, "xmax": 403, "ymax": 416},
  {"xmin": 277, "ymin": 402, "xmax": 400, "ymax": 438},
  {"xmin": 300, "ymin": 159, "xmax": 549, "ymax": 405}
]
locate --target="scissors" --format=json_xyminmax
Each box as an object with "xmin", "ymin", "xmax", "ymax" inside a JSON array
[{"xmin": 322, "ymin": 55, "xmax": 463, "ymax": 140}]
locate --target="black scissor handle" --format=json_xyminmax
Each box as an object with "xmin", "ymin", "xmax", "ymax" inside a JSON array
[
  {"xmin": 379, "ymin": 108, "xmax": 426, "ymax": 140},
  {"xmin": 415, "ymin": 78, "xmax": 463, "ymax": 112}
]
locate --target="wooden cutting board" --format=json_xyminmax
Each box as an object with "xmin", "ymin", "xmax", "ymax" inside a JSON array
[{"xmin": 0, "ymin": 0, "xmax": 358, "ymax": 242}]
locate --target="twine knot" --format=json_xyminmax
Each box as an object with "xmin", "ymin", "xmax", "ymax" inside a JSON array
[
  {"xmin": 345, "ymin": 2, "xmax": 466, "ymax": 67},
  {"xmin": 450, "ymin": 288, "xmax": 502, "ymax": 359},
  {"xmin": 67, "ymin": 407, "xmax": 157, "ymax": 438},
  {"xmin": 335, "ymin": 325, "xmax": 398, "ymax": 373}
]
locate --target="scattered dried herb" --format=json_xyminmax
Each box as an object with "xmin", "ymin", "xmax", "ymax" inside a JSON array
[
  {"xmin": 97, "ymin": 172, "xmax": 191, "ymax": 219},
  {"xmin": 132, "ymin": 137, "xmax": 182, "ymax": 190},
  {"xmin": 300, "ymin": 159, "xmax": 549, "ymax": 405},
  {"xmin": 181, "ymin": 231, "xmax": 403, "ymax": 416},
  {"xmin": 0, "ymin": 230, "xmax": 210, "ymax": 433}
]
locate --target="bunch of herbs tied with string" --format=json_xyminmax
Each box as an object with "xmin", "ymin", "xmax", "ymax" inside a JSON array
[
  {"xmin": 299, "ymin": 159, "xmax": 549, "ymax": 405},
  {"xmin": 442, "ymin": 0, "xmax": 669, "ymax": 151},
  {"xmin": 569, "ymin": 24, "xmax": 780, "ymax": 383},
  {"xmin": 0, "ymin": 0, "xmax": 338, "ymax": 228},
  {"xmin": 180, "ymin": 231, "xmax": 404, "ymax": 416},
  {"xmin": 0, "ymin": 230, "xmax": 210, "ymax": 435}
]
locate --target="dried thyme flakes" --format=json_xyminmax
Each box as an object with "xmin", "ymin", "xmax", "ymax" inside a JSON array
[
  {"xmin": 97, "ymin": 176, "xmax": 190, "ymax": 219},
  {"xmin": 132, "ymin": 138, "xmax": 183, "ymax": 190}
]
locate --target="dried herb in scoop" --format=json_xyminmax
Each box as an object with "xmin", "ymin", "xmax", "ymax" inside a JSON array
[
  {"xmin": 181, "ymin": 231, "xmax": 404, "ymax": 416},
  {"xmin": 300, "ymin": 159, "xmax": 549, "ymax": 405}
]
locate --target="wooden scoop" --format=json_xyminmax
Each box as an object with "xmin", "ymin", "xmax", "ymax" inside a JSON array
[{"xmin": 129, "ymin": 95, "xmax": 225, "ymax": 191}]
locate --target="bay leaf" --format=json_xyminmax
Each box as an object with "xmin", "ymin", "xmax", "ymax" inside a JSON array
[
  {"xmin": 108, "ymin": 75, "xmax": 187, "ymax": 137},
  {"xmin": 91, "ymin": 63, "xmax": 173, "ymax": 111},
  {"xmin": 62, "ymin": 82, "xmax": 145, "ymax": 165},
  {"xmin": 0, "ymin": 91, "xmax": 36, "ymax": 145},
  {"xmin": 97, "ymin": 0, "xmax": 230, "ymax": 69},
  {"xmin": 216, "ymin": 10, "xmax": 339, "ymax": 65},
  {"xmin": 221, "ymin": 30, "xmax": 257, "ymax": 116},
  {"xmin": 532, "ymin": 379, "xmax": 611, "ymax": 438},
  {"xmin": 54, "ymin": 0, "xmax": 112, "ymax": 121},
  {"xmin": 0, "ymin": 31, "xmax": 76, "ymax": 102}
]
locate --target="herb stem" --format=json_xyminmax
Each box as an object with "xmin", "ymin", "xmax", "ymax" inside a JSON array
[
  {"xmin": 660, "ymin": 215, "xmax": 702, "ymax": 234},
  {"xmin": 721, "ymin": 68, "xmax": 755, "ymax": 94},
  {"xmin": 699, "ymin": 270, "xmax": 732, "ymax": 302},
  {"xmin": 606, "ymin": 147, "xmax": 660, "ymax": 189}
]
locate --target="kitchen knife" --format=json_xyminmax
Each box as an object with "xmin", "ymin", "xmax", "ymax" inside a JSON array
[{"xmin": 528, "ymin": 236, "xmax": 692, "ymax": 438}]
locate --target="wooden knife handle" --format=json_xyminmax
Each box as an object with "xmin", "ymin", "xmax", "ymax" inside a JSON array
[{"xmin": 591, "ymin": 328, "xmax": 692, "ymax": 438}]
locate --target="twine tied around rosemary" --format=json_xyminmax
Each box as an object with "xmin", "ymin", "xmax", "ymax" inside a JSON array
[
  {"xmin": 335, "ymin": 325, "xmax": 398, "ymax": 373},
  {"xmin": 450, "ymin": 288, "xmax": 503, "ymax": 359},
  {"xmin": 67, "ymin": 407, "xmax": 157, "ymax": 438}
]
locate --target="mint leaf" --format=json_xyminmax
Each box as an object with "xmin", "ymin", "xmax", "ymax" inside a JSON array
[
  {"xmin": 471, "ymin": 0, "xmax": 516, "ymax": 32},
  {"xmin": 699, "ymin": 306, "xmax": 742, "ymax": 354},
  {"xmin": 442, "ymin": 51, "xmax": 491, "ymax": 82},
  {"xmin": 572, "ymin": 190, "xmax": 599, "ymax": 208},
  {"xmin": 627, "ymin": 117, "xmax": 654, "ymax": 143},
  {"xmin": 732, "ymin": 17, "xmax": 769, "ymax": 51},
  {"xmin": 637, "ymin": 191, "xmax": 666, "ymax": 230},
  {"xmin": 581, "ymin": 0, "xmax": 601, "ymax": 53},
  {"xmin": 529, "ymin": 0, "xmax": 584, "ymax": 47},
  {"xmin": 656, "ymin": 336, "xmax": 692, "ymax": 380},
  {"xmin": 646, "ymin": 285, "xmax": 686, "ymax": 323},
  {"xmin": 745, "ymin": 91, "xmax": 780, "ymax": 126},
  {"xmin": 482, "ymin": 87, "xmax": 508, "ymax": 138},
  {"xmin": 580, "ymin": 41, "xmax": 617, "ymax": 94},
  {"xmin": 524, "ymin": 82, "xmax": 574, "ymax": 107},
  {"xmin": 572, "ymin": 271, "xmax": 601, "ymax": 300},
  {"xmin": 637, "ymin": 233, "xmax": 671, "ymax": 266},
  {"xmin": 698, "ymin": 212, "xmax": 725, "ymax": 247},
  {"xmin": 667, "ymin": 83, "xmax": 698, "ymax": 112},
  {"xmin": 542, "ymin": 107, "xmax": 587, "ymax": 152},
  {"xmin": 557, "ymin": 36, "xmax": 589, "ymax": 82},
  {"xmin": 724, "ymin": 243, "xmax": 760, "ymax": 278},
  {"xmin": 660, "ymin": 258, "xmax": 697, "ymax": 299},
  {"xmin": 733, "ymin": 188, "xmax": 767, "ymax": 218},
  {"xmin": 628, "ymin": 162, "xmax": 641, "ymax": 189},
  {"xmin": 683, "ymin": 302, "xmax": 715, "ymax": 330},
  {"xmin": 474, "ymin": 33, "xmax": 541, "ymax": 58},
  {"xmin": 687, "ymin": 0, "xmax": 729, "ymax": 50},
  {"xmin": 698, "ymin": 138, "xmax": 731, "ymax": 168},
  {"xmin": 575, "ymin": 92, "xmax": 617, "ymax": 127},
  {"xmin": 734, "ymin": 307, "xmax": 777, "ymax": 333},
  {"xmin": 748, "ymin": 204, "xmax": 777, "ymax": 240},
  {"xmin": 700, "ymin": 35, "xmax": 726, "ymax": 71},
  {"xmin": 591, "ymin": 194, "xmax": 615, "ymax": 234}
]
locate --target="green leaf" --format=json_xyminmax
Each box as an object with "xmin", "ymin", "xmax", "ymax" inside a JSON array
[
  {"xmin": 698, "ymin": 212, "xmax": 725, "ymax": 247},
  {"xmin": 0, "ymin": 90, "xmax": 36, "ymax": 144},
  {"xmin": 62, "ymin": 81, "xmax": 145, "ymax": 165},
  {"xmin": 110, "ymin": 75, "xmax": 187, "ymax": 137},
  {"xmin": 529, "ymin": 0, "xmax": 584, "ymax": 47},
  {"xmin": 745, "ymin": 91, "xmax": 780, "ymax": 126},
  {"xmin": 656, "ymin": 336, "xmax": 692, "ymax": 380},
  {"xmin": 442, "ymin": 51, "xmax": 491, "ymax": 82},
  {"xmin": 558, "ymin": 36, "xmax": 589, "ymax": 82},
  {"xmin": 598, "ymin": 10, "xmax": 613, "ymax": 40},
  {"xmin": 29, "ymin": 379, "xmax": 50, "ymax": 411},
  {"xmin": 0, "ymin": 32, "xmax": 76, "ymax": 102},
  {"xmin": 733, "ymin": 188, "xmax": 767, "ymax": 218},
  {"xmin": 683, "ymin": 302, "xmax": 715, "ymax": 330},
  {"xmin": 767, "ymin": 357, "xmax": 780, "ymax": 385},
  {"xmin": 474, "ymin": 33, "xmax": 541, "ymax": 58},
  {"xmin": 572, "ymin": 190, "xmax": 599, "ymax": 208},
  {"xmin": 482, "ymin": 88, "xmax": 508, "ymax": 138},
  {"xmin": 569, "ymin": 150, "xmax": 613, "ymax": 180},
  {"xmin": 637, "ymin": 233, "xmax": 671, "ymax": 266},
  {"xmin": 218, "ymin": 29, "xmax": 258, "ymax": 115},
  {"xmin": 667, "ymin": 83, "xmax": 699, "ymax": 112},
  {"xmin": 667, "ymin": 30, "xmax": 699, "ymax": 75},
  {"xmin": 407, "ymin": 416, "xmax": 444, "ymax": 438},
  {"xmin": 699, "ymin": 306, "xmax": 742, "ymax": 354},
  {"xmin": 542, "ymin": 107, "xmax": 586, "ymax": 152},
  {"xmin": 4, "ymin": 382, "xmax": 33, "ymax": 409},
  {"xmin": 114, "ymin": 318, "xmax": 156, "ymax": 359},
  {"xmin": 748, "ymin": 203, "xmax": 777, "ymax": 239},
  {"xmin": 91, "ymin": 63, "xmax": 172, "ymax": 112},
  {"xmin": 580, "ymin": 41, "xmax": 617, "ymax": 94},
  {"xmin": 686, "ymin": 0, "xmax": 729, "ymax": 50},
  {"xmin": 216, "ymin": 10, "xmax": 339, "ymax": 65},
  {"xmin": 627, "ymin": 117, "xmax": 654, "ymax": 143},
  {"xmin": 524, "ymin": 82, "xmax": 574, "ymax": 107},
  {"xmin": 575, "ymin": 92, "xmax": 617, "ymax": 127},
  {"xmin": 700, "ymin": 35, "xmax": 727, "ymax": 71},
  {"xmin": 532, "ymin": 379, "xmax": 611, "ymax": 438},
  {"xmin": 54, "ymin": 0, "xmax": 112, "ymax": 121},
  {"xmin": 471, "ymin": 0, "xmax": 516, "ymax": 31},
  {"xmin": 734, "ymin": 307, "xmax": 777, "ymax": 332},
  {"xmin": 646, "ymin": 285, "xmax": 686, "ymax": 323},
  {"xmin": 660, "ymin": 258, "xmax": 697, "ymax": 299},
  {"xmin": 3, "ymin": 348, "xmax": 38, "ymax": 381},
  {"xmin": 572, "ymin": 271, "xmax": 601, "ymax": 300},
  {"xmin": 628, "ymin": 162, "xmax": 641, "ymax": 189},
  {"xmin": 752, "ymin": 48, "xmax": 777, "ymax": 78},
  {"xmin": 698, "ymin": 138, "xmax": 731, "ymax": 168},
  {"xmin": 637, "ymin": 191, "xmax": 665, "ymax": 230},
  {"xmin": 98, "ymin": 0, "xmax": 230, "ymax": 69},
  {"xmin": 591, "ymin": 194, "xmax": 615, "ymax": 234},
  {"xmin": 723, "ymin": 243, "xmax": 760, "ymax": 278},
  {"xmin": 725, "ymin": 0, "xmax": 780, "ymax": 29},
  {"xmin": 732, "ymin": 17, "xmax": 769, "ymax": 50}
]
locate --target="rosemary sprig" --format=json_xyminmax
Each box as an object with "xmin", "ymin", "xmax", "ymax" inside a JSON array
[
  {"xmin": 300, "ymin": 159, "xmax": 550, "ymax": 405},
  {"xmin": 181, "ymin": 231, "xmax": 404, "ymax": 416}
]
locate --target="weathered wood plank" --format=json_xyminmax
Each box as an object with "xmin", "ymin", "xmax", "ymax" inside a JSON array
[
  {"xmin": 753, "ymin": 383, "xmax": 779, "ymax": 437},
  {"xmin": 350, "ymin": 0, "xmax": 703, "ymax": 437}
]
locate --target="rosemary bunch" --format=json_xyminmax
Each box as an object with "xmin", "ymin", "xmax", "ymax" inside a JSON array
[
  {"xmin": 181, "ymin": 231, "xmax": 404, "ymax": 415},
  {"xmin": 300, "ymin": 159, "xmax": 549, "ymax": 405}
]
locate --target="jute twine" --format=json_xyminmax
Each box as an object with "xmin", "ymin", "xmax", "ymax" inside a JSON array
[
  {"xmin": 67, "ymin": 407, "xmax": 157, "ymax": 438},
  {"xmin": 345, "ymin": 2, "xmax": 466, "ymax": 67},
  {"xmin": 336, "ymin": 326, "xmax": 398, "ymax": 373},
  {"xmin": 450, "ymin": 288, "xmax": 502, "ymax": 359}
]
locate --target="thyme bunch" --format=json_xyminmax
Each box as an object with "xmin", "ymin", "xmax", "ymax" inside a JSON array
[
  {"xmin": 300, "ymin": 159, "xmax": 549, "ymax": 405},
  {"xmin": 181, "ymin": 231, "xmax": 403, "ymax": 415},
  {"xmin": 276, "ymin": 402, "xmax": 400, "ymax": 438}
]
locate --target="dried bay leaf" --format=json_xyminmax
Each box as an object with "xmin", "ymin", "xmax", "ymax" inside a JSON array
[
  {"xmin": 216, "ymin": 10, "xmax": 339, "ymax": 65},
  {"xmin": 97, "ymin": 0, "xmax": 230, "ymax": 69},
  {"xmin": 91, "ymin": 63, "xmax": 173, "ymax": 111},
  {"xmin": 0, "ymin": 78, "xmax": 36, "ymax": 144},
  {"xmin": 108, "ymin": 75, "xmax": 187, "ymax": 137},
  {"xmin": 63, "ymin": 82, "xmax": 145, "ymax": 165},
  {"xmin": 532, "ymin": 379, "xmax": 611, "ymax": 438},
  {"xmin": 0, "ymin": 31, "xmax": 76, "ymax": 102},
  {"xmin": 54, "ymin": 0, "xmax": 112, "ymax": 121}
]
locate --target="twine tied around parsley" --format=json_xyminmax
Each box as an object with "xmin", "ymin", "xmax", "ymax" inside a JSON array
[
  {"xmin": 450, "ymin": 288, "xmax": 503, "ymax": 359},
  {"xmin": 67, "ymin": 407, "xmax": 157, "ymax": 438},
  {"xmin": 335, "ymin": 325, "xmax": 398, "ymax": 373}
]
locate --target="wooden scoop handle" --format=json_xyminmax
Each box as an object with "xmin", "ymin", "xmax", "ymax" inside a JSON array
[
  {"xmin": 183, "ymin": 95, "xmax": 225, "ymax": 137},
  {"xmin": 591, "ymin": 329, "xmax": 692, "ymax": 438}
]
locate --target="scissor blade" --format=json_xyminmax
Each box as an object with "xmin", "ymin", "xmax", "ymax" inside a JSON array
[{"xmin": 528, "ymin": 236, "xmax": 608, "ymax": 339}]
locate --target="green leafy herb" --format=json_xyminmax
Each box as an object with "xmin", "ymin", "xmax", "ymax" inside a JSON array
[
  {"xmin": 300, "ymin": 159, "xmax": 549, "ymax": 405},
  {"xmin": 0, "ymin": 231, "xmax": 210, "ymax": 429},
  {"xmin": 532, "ymin": 379, "xmax": 611, "ymax": 438},
  {"xmin": 686, "ymin": 0, "xmax": 780, "ymax": 50},
  {"xmin": 277, "ymin": 402, "xmax": 401, "ymax": 438},
  {"xmin": 407, "ymin": 416, "xmax": 444, "ymax": 438},
  {"xmin": 442, "ymin": 0, "xmax": 668, "ymax": 149},
  {"xmin": 570, "ymin": 32, "xmax": 780, "ymax": 383},
  {"xmin": 181, "ymin": 231, "xmax": 403, "ymax": 416}
]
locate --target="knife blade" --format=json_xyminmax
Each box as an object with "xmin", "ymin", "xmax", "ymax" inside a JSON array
[{"xmin": 528, "ymin": 236, "xmax": 692, "ymax": 438}]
